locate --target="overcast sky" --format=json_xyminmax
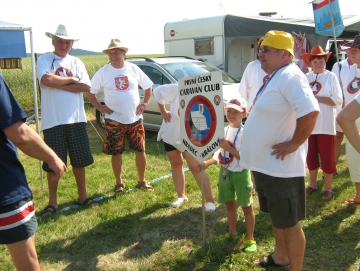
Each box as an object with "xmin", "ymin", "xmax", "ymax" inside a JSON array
[{"xmin": 1, "ymin": 0, "xmax": 356, "ymax": 54}]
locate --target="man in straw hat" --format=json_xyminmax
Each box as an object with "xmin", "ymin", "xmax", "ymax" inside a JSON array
[
  {"xmin": 240, "ymin": 30, "xmax": 319, "ymax": 270},
  {"xmin": 337, "ymin": 35, "xmax": 360, "ymax": 205},
  {"xmin": 37, "ymin": 24, "xmax": 98, "ymax": 216},
  {"xmin": 87, "ymin": 39, "xmax": 154, "ymax": 193}
]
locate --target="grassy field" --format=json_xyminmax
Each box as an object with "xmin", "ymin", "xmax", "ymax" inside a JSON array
[{"xmin": 0, "ymin": 111, "xmax": 359, "ymax": 271}]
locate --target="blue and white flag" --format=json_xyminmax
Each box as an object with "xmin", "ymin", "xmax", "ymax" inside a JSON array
[{"xmin": 312, "ymin": 0, "xmax": 344, "ymax": 37}]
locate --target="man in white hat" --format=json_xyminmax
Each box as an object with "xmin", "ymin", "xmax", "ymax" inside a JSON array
[
  {"xmin": 87, "ymin": 39, "xmax": 154, "ymax": 192},
  {"xmin": 37, "ymin": 24, "xmax": 98, "ymax": 216}
]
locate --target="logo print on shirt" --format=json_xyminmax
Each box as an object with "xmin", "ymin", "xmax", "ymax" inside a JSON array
[
  {"xmin": 347, "ymin": 77, "xmax": 360, "ymax": 94},
  {"xmin": 309, "ymin": 81, "xmax": 322, "ymax": 95},
  {"xmin": 115, "ymin": 76, "xmax": 129, "ymax": 91},
  {"xmin": 54, "ymin": 67, "xmax": 73, "ymax": 77},
  {"xmin": 218, "ymin": 139, "xmax": 235, "ymax": 166}
]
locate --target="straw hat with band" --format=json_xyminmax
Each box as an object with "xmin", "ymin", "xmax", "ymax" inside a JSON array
[
  {"xmin": 261, "ymin": 30, "xmax": 294, "ymax": 56},
  {"xmin": 45, "ymin": 24, "xmax": 79, "ymax": 41},
  {"xmin": 102, "ymin": 39, "xmax": 129, "ymax": 54},
  {"xmin": 302, "ymin": 45, "xmax": 331, "ymax": 67}
]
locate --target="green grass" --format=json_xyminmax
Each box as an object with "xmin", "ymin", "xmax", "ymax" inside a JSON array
[{"xmin": 1, "ymin": 113, "xmax": 360, "ymax": 271}]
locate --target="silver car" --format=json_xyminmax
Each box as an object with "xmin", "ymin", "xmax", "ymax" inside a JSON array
[{"xmin": 91, "ymin": 57, "xmax": 241, "ymax": 131}]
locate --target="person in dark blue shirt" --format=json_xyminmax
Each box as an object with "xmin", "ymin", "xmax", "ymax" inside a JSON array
[{"xmin": 0, "ymin": 73, "xmax": 66, "ymax": 271}]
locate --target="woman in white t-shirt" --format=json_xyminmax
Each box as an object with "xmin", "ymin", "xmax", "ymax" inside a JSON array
[
  {"xmin": 303, "ymin": 45, "xmax": 343, "ymax": 199},
  {"xmin": 153, "ymin": 84, "xmax": 216, "ymax": 211}
]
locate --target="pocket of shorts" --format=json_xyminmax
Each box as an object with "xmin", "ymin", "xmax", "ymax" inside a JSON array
[{"xmin": 276, "ymin": 188, "xmax": 296, "ymax": 200}]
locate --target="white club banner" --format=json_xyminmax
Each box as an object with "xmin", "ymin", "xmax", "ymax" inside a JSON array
[{"xmin": 179, "ymin": 71, "xmax": 224, "ymax": 163}]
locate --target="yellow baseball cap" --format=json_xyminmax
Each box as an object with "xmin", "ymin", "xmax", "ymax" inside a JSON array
[{"xmin": 261, "ymin": 30, "xmax": 294, "ymax": 56}]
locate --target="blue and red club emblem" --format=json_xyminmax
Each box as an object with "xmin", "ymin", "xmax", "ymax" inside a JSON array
[
  {"xmin": 309, "ymin": 81, "xmax": 322, "ymax": 95},
  {"xmin": 54, "ymin": 67, "xmax": 73, "ymax": 77},
  {"xmin": 347, "ymin": 77, "xmax": 360, "ymax": 95},
  {"xmin": 184, "ymin": 95, "xmax": 217, "ymax": 147}
]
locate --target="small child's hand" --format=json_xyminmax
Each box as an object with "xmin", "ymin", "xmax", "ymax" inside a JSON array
[
  {"xmin": 199, "ymin": 161, "xmax": 208, "ymax": 170},
  {"xmin": 219, "ymin": 138, "xmax": 231, "ymax": 152}
]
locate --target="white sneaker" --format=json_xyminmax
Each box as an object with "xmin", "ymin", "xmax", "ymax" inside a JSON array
[
  {"xmin": 205, "ymin": 202, "xmax": 216, "ymax": 212},
  {"xmin": 171, "ymin": 197, "xmax": 188, "ymax": 208}
]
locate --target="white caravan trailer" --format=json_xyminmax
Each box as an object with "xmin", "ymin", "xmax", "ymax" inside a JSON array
[{"xmin": 164, "ymin": 14, "xmax": 360, "ymax": 79}]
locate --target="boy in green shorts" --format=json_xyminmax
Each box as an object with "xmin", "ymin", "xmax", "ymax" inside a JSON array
[{"xmin": 201, "ymin": 98, "xmax": 256, "ymax": 252}]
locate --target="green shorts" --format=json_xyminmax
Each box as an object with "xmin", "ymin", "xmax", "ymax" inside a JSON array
[{"xmin": 217, "ymin": 168, "xmax": 253, "ymax": 207}]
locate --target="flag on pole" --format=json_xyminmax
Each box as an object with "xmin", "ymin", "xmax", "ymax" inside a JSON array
[{"xmin": 311, "ymin": 0, "xmax": 344, "ymax": 36}]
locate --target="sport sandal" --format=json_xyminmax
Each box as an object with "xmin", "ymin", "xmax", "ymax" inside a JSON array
[
  {"xmin": 244, "ymin": 240, "xmax": 257, "ymax": 253},
  {"xmin": 171, "ymin": 197, "xmax": 188, "ymax": 208}
]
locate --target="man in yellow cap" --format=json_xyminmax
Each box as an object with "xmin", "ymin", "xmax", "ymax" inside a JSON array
[{"xmin": 240, "ymin": 30, "xmax": 320, "ymax": 270}]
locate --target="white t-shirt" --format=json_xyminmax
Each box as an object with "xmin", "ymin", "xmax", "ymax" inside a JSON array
[
  {"xmin": 238, "ymin": 60, "xmax": 268, "ymax": 110},
  {"xmin": 213, "ymin": 125, "xmax": 245, "ymax": 172},
  {"xmin": 344, "ymin": 64, "xmax": 360, "ymax": 129},
  {"xmin": 90, "ymin": 62, "xmax": 153, "ymax": 124},
  {"xmin": 332, "ymin": 58, "xmax": 351, "ymax": 115},
  {"xmin": 153, "ymin": 84, "xmax": 186, "ymax": 152},
  {"xmin": 37, "ymin": 53, "xmax": 91, "ymax": 130},
  {"xmin": 240, "ymin": 63, "xmax": 320, "ymax": 178},
  {"xmin": 356, "ymin": 93, "xmax": 360, "ymax": 104},
  {"xmin": 305, "ymin": 70, "xmax": 342, "ymax": 135}
]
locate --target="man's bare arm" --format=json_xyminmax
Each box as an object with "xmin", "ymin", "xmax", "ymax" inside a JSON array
[
  {"xmin": 41, "ymin": 73, "xmax": 90, "ymax": 93},
  {"xmin": 4, "ymin": 121, "xmax": 67, "ymax": 180}
]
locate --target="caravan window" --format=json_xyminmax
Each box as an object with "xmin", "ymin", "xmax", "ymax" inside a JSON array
[{"xmin": 195, "ymin": 38, "xmax": 214, "ymax": 56}]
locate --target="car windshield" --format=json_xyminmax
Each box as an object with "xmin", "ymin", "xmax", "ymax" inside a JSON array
[{"xmin": 161, "ymin": 61, "xmax": 239, "ymax": 83}]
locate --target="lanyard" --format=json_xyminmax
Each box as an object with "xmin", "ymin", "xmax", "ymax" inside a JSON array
[
  {"xmin": 250, "ymin": 63, "xmax": 290, "ymax": 111},
  {"xmin": 221, "ymin": 125, "xmax": 241, "ymax": 170}
]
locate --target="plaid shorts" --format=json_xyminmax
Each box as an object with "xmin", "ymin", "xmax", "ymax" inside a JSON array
[
  {"xmin": 42, "ymin": 123, "xmax": 94, "ymax": 172},
  {"xmin": 0, "ymin": 196, "xmax": 37, "ymax": 244},
  {"xmin": 103, "ymin": 119, "xmax": 146, "ymax": 155}
]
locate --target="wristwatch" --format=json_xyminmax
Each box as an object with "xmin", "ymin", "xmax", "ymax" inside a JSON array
[{"xmin": 142, "ymin": 102, "xmax": 149, "ymax": 107}]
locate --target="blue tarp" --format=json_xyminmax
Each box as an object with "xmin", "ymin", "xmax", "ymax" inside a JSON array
[{"xmin": 0, "ymin": 21, "xmax": 26, "ymax": 58}]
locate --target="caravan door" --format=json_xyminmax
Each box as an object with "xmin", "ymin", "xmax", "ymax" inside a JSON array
[{"xmin": 228, "ymin": 38, "xmax": 257, "ymax": 79}]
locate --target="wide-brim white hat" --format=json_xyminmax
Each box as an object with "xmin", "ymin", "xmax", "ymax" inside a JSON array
[
  {"xmin": 102, "ymin": 39, "xmax": 129, "ymax": 54},
  {"xmin": 45, "ymin": 24, "xmax": 79, "ymax": 41}
]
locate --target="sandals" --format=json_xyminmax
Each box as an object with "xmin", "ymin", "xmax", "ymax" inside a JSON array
[
  {"xmin": 136, "ymin": 181, "xmax": 154, "ymax": 191},
  {"xmin": 244, "ymin": 240, "xmax": 257, "ymax": 253},
  {"xmin": 306, "ymin": 186, "xmax": 317, "ymax": 194},
  {"xmin": 171, "ymin": 197, "xmax": 188, "ymax": 207},
  {"xmin": 344, "ymin": 198, "xmax": 360, "ymax": 204},
  {"xmin": 81, "ymin": 197, "xmax": 99, "ymax": 208},
  {"xmin": 40, "ymin": 205, "xmax": 58, "ymax": 216},
  {"xmin": 256, "ymin": 254, "xmax": 289, "ymax": 268},
  {"xmin": 222, "ymin": 233, "xmax": 240, "ymax": 241},
  {"xmin": 322, "ymin": 190, "xmax": 333, "ymax": 199},
  {"xmin": 114, "ymin": 183, "xmax": 125, "ymax": 194}
]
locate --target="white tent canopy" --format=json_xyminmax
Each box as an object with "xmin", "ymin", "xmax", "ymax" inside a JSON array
[{"xmin": 0, "ymin": 21, "xmax": 43, "ymax": 189}]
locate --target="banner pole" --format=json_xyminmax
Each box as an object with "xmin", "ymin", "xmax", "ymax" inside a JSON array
[
  {"xmin": 328, "ymin": 0, "xmax": 340, "ymax": 64},
  {"xmin": 201, "ymin": 169, "xmax": 206, "ymax": 245}
]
